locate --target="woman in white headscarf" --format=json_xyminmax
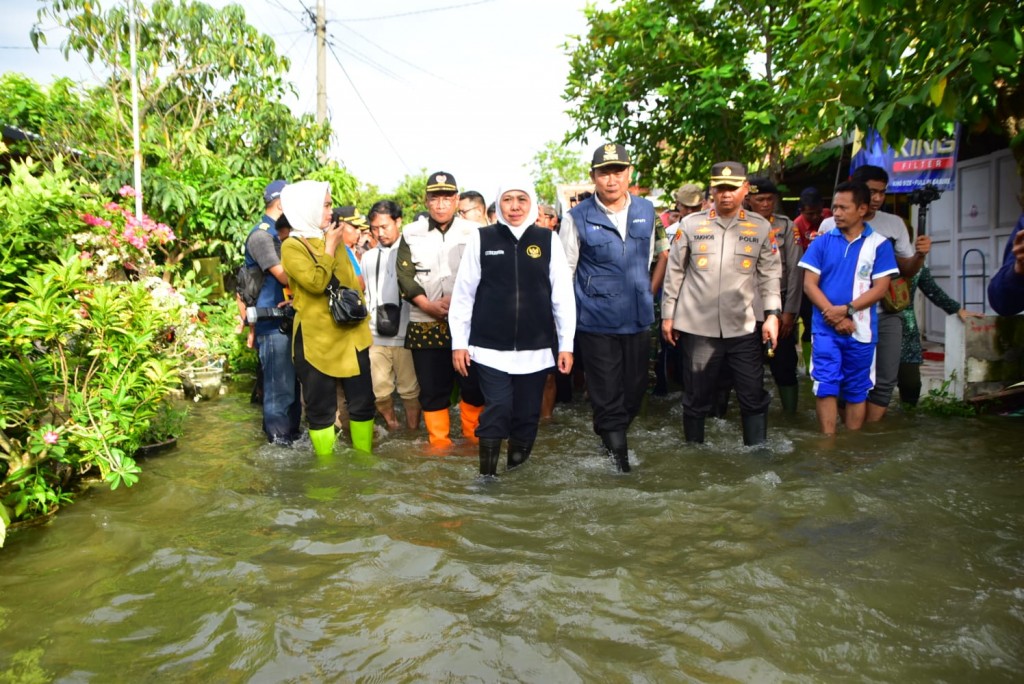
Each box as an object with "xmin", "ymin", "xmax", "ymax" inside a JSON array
[
  {"xmin": 280, "ymin": 180, "xmax": 375, "ymax": 457},
  {"xmin": 448, "ymin": 178, "xmax": 576, "ymax": 477}
]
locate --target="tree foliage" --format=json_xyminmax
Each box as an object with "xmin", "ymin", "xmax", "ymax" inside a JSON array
[
  {"xmin": 528, "ymin": 141, "xmax": 591, "ymax": 205},
  {"xmin": 22, "ymin": 0, "xmax": 335, "ymax": 268},
  {"xmin": 564, "ymin": 0, "xmax": 1024, "ymax": 195}
]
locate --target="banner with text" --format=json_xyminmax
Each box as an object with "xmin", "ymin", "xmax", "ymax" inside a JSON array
[{"xmin": 850, "ymin": 126, "xmax": 960, "ymax": 193}]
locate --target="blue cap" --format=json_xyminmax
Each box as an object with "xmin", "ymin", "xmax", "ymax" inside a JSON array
[{"xmin": 263, "ymin": 179, "xmax": 286, "ymax": 204}]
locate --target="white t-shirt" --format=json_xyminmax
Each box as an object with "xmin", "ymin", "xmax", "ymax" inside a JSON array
[{"xmin": 819, "ymin": 210, "xmax": 915, "ymax": 259}]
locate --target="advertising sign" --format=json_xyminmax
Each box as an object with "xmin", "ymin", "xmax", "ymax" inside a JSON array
[{"xmin": 850, "ymin": 125, "xmax": 960, "ymax": 193}]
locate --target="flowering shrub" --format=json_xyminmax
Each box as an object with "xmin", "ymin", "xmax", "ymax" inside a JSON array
[
  {"xmin": 72, "ymin": 186, "xmax": 176, "ymax": 282},
  {"xmin": 0, "ymin": 251, "xmax": 183, "ymax": 543}
]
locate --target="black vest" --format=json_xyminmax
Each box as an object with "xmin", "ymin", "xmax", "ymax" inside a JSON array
[{"xmin": 469, "ymin": 224, "xmax": 555, "ymax": 351}]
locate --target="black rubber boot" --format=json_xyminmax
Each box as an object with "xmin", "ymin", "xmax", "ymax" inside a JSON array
[
  {"xmin": 683, "ymin": 415, "xmax": 705, "ymax": 444},
  {"xmin": 601, "ymin": 430, "xmax": 631, "ymax": 473},
  {"xmin": 478, "ymin": 438, "xmax": 502, "ymax": 477},
  {"xmin": 778, "ymin": 385, "xmax": 799, "ymax": 415},
  {"xmin": 506, "ymin": 438, "xmax": 533, "ymax": 469},
  {"xmin": 741, "ymin": 412, "xmax": 768, "ymax": 446}
]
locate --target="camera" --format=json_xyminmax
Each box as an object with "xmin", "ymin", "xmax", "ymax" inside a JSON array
[{"xmin": 909, "ymin": 184, "xmax": 941, "ymax": 207}]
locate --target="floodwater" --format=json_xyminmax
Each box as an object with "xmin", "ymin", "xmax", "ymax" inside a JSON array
[{"xmin": 2, "ymin": 383, "xmax": 1023, "ymax": 682}]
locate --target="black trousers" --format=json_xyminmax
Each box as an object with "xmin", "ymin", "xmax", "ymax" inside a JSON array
[
  {"xmin": 681, "ymin": 332, "xmax": 770, "ymax": 417},
  {"xmin": 577, "ymin": 330, "xmax": 649, "ymax": 434},
  {"xmin": 294, "ymin": 329, "xmax": 374, "ymax": 430},
  {"xmin": 475, "ymin": 363, "xmax": 550, "ymax": 442},
  {"xmin": 767, "ymin": 325, "xmax": 799, "ymax": 388},
  {"xmin": 412, "ymin": 347, "xmax": 484, "ymax": 412}
]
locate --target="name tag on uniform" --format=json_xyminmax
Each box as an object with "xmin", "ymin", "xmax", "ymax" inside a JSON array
[
  {"xmin": 484, "ymin": 250, "xmax": 505, "ymax": 256},
  {"xmin": 631, "ymin": 218, "xmax": 646, "ymax": 224}
]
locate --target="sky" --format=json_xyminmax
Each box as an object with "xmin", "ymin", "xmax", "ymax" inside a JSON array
[{"xmin": 1, "ymin": 0, "xmax": 612, "ymax": 205}]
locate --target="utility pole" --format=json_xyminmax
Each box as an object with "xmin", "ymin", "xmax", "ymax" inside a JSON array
[{"xmin": 316, "ymin": 0, "xmax": 327, "ymax": 124}]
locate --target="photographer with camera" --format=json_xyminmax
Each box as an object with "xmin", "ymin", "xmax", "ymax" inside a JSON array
[{"xmin": 242, "ymin": 180, "xmax": 301, "ymax": 446}]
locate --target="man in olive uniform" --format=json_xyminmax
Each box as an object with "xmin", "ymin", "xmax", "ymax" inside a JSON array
[
  {"xmin": 746, "ymin": 177, "xmax": 803, "ymax": 413},
  {"xmin": 661, "ymin": 161, "xmax": 782, "ymax": 446},
  {"xmin": 396, "ymin": 171, "xmax": 485, "ymax": 447}
]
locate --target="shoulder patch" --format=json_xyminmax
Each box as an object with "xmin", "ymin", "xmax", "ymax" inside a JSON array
[{"xmin": 258, "ymin": 222, "xmax": 270, "ymax": 231}]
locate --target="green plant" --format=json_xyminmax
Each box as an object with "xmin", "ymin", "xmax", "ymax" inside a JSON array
[
  {"xmin": 139, "ymin": 399, "xmax": 190, "ymax": 445},
  {"xmin": 918, "ymin": 372, "xmax": 977, "ymax": 417},
  {"xmin": 0, "ymin": 250, "xmax": 184, "ymax": 537}
]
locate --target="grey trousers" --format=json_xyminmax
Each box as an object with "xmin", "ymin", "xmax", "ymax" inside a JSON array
[{"xmin": 867, "ymin": 311, "xmax": 903, "ymax": 407}]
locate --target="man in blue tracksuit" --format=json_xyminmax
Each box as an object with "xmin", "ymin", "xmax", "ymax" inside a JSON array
[{"xmin": 560, "ymin": 143, "xmax": 665, "ymax": 472}]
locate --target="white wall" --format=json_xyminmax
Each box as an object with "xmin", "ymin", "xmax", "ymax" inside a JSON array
[{"xmin": 917, "ymin": 149, "xmax": 1022, "ymax": 342}]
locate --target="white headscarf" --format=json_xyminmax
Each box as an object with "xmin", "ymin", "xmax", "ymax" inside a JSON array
[
  {"xmin": 493, "ymin": 177, "xmax": 539, "ymax": 231},
  {"xmin": 280, "ymin": 180, "xmax": 330, "ymax": 240}
]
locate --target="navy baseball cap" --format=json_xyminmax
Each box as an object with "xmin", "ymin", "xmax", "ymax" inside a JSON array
[{"xmin": 263, "ymin": 179, "xmax": 286, "ymax": 204}]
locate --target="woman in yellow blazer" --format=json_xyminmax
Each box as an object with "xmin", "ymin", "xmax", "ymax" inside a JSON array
[{"xmin": 280, "ymin": 180, "xmax": 374, "ymax": 456}]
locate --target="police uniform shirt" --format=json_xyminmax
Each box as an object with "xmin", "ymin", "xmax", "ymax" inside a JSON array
[
  {"xmin": 770, "ymin": 213, "xmax": 804, "ymax": 317},
  {"xmin": 661, "ymin": 208, "xmax": 783, "ymax": 338}
]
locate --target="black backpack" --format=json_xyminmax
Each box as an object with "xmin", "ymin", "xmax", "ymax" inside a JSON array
[{"xmin": 234, "ymin": 232, "xmax": 265, "ymax": 306}]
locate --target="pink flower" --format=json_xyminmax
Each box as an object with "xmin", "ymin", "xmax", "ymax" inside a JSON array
[
  {"xmin": 119, "ymin": 185, "xmax": 137, "ymax": 198},
  {"xmin": 44, "ymin": 430, "xmax": 59, "ymax": 445},
  {"xmin": 81, "ymin": 213, "xmax": 111, "ymax": 228},
  {"xmin": 104, "ymin": 202, "xmax": 120, "ymax": 211}
]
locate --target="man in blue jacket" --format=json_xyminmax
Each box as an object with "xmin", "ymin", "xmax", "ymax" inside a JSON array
[
  {"xmin": 988, "ymin": 212, "xmax": 1024, "ymax": 316},
  {"xmin": 561, "ymin": 143, "xmax": 665, "ymax": 472}
]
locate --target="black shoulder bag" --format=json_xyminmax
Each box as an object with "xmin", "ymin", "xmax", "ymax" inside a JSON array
[
  {"xmin": 296, "ymin": 236, "xmax": 367, "ymax": 324},
  {"xmin": 374, "ymin": 250, "xmax": 402, "ymax": 337}
]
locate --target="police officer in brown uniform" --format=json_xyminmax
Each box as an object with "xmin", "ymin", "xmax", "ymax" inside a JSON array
[
  {"xmin": 661, "ymin": 161, "xmax": 783, "ymax": 445},
  {"xmin": 746, "ymin": 178, "xmax": 803, "ymax": 413}
]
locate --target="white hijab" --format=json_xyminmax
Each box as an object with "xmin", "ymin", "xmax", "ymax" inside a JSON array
[
  {"xmin": 493, "ymin": 177, "xmax": 539, "ymax": 232},
  {"xmin": 280, "ymin": 180, "xmax": 330, "ymax": 240}
]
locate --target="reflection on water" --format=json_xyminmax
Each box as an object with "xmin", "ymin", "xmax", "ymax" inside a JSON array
[{"xmin": 2, "ymin": 384, "xmax": 1023, "ymax": 682}]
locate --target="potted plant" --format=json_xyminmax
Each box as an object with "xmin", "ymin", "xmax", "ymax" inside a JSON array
[{"xmin": 136, "ymin": 399, "xmax": 189, "ymax": 456}]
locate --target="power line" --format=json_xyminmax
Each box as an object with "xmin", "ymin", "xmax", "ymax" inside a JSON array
[
  {"xmin": 339, "ymin": 0, "xmax": 500, "ymax": 22},
  {"xmin": 326, "ymin": 33, "xmax": 405, "ymax": 83},
  {"xmin": 331, "ymin": 24, "xmax": 458, "ymax": 87},
  {"xmin": 324, "ymin": 38, "xmax": 411, "ymax": 174}
]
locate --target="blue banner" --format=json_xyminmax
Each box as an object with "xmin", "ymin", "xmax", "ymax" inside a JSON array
[{"xmin": 850, "ymin": 126, "xmax": 960, "ymax": 193}]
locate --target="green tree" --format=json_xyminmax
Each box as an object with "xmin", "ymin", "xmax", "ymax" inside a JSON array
[
  {"xmin": 564, "ymin": 0, "xmax": 1024, "ymax": 196},
  {"xmin": 797, "ymin": 0, "xmax": 1024, "ymax": 197},
  {"xmin": 25, "ymin": 0, "xmax": 334, "ymax": 269},
  {"xmin": 563, "ymin": 0, "xmax": 838, "ymax": 189},
  {"xmin": 528, "ymin": 141, "xmax": 591, "ymax": 205}
]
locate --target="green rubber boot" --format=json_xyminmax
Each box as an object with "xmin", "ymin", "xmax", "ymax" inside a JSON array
[
  {"xmin": 309, "ymin": 426, "xmax": 336, "ymax": 458},
  {"xmin": 349, "ymin": 419, "xmax": 374, "ymax": 454}
]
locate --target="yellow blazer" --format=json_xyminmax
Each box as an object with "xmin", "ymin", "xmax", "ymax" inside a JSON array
[{"xmin": 281, "ymin": 236, "xmax": 371, "ymax": 377}]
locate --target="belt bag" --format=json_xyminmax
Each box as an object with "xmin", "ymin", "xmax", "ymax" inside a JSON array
[
  {"xmin": 881, "ymin": 276, "xmax": 911, "ymax": 313},
  {"xmin": 376, "ymin": 303, "xmax": 401, "ymax": 337}
]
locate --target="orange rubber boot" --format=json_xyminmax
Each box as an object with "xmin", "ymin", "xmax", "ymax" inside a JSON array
[
  {"xmin": 459, "ymin": 401, "xmax": 483, "ymax": 445},
  {"xmin": 422, "ymin": 409, "xmax": 452, "ymax": 448}
]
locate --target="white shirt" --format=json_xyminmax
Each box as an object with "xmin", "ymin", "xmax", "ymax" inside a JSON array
[
  {"xmin": 449, "ymin": 225, "xmax": 576, "ymax": 375},
  {"xmin": 820, "ymin": 210, "xmax": 915, "ymax": 259}
]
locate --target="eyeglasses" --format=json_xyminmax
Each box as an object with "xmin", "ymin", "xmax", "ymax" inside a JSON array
[{"xmin": 427, "ymin": 195, "xmax": 457, "ymax": 205}]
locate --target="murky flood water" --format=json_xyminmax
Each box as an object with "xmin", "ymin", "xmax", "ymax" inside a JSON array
[{"xmin": 2, "ymin": 383, "xmax": 1023, "ymax": 682}]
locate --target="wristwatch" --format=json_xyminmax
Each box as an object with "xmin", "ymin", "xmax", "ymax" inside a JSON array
[
  {"xmin": 846, "ymin": 303, "xmax": 857, "ymax": 317},
  {"xmin": 764, "ymin": 308, "xmax": 781, "ymax": 318}
]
